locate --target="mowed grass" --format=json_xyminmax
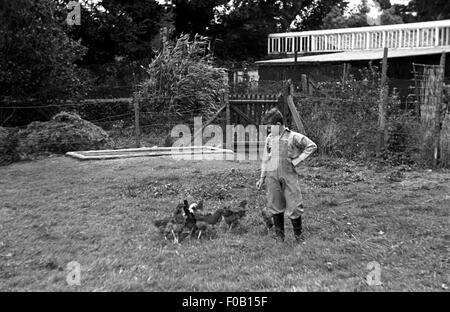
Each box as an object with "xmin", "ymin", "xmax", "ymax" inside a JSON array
[{"xmin": 0, "ymin": 155, "xmax": 449, "ymax": 291}]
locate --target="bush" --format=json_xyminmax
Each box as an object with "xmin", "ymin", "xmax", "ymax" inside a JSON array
[
  {"xmin": 17, "ymin": 112, "xmax": 111, "ymax": 157},
  {"xmin": 384, "ymin": 112, "xmax": 436, "ymax": 167},
  {"xmin": 0, "ymin": 127, "xmax": 19, "ymax": 166},
  {"xmin": 295, "ymin": 66, "xmax": 381, "ymax": 159},
  {"xmin": 294, "ymin": 65, "xmax": 439, "ymax": 167},
  {"xmin": 134, "ymin": 34, "xmax": 228, "ymax": 134}
]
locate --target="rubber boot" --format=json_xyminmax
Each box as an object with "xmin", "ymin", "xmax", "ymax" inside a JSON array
[
  {"xmin": 272, "ymin": 213, "xmax": 285, "ymax": 241},
  {"xmin": 291, "ymin": 216, "xmax": 303, "ymax": 242}
]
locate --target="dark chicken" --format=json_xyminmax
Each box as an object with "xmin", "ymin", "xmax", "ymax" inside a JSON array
[
  {"xmin": 152, "ymin": 201, "xmax": 190, "ymax": 244},
  {"xmin": 152, "ymin": 202, "xmax": 185, "ymax": 235},
  {"xmin": 222, "ymin": 200, "xmax": 247, "ymax": 231},
  {"xmin": 194, "ymin": 208, "xmax": 224, "ymax": 239}
]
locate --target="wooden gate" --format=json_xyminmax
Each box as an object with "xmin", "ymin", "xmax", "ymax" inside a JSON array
[
  {"xmin": 194, "ymin": 80, "xmax": 305, "ymax": 153},
  {"xmin": 228, "ymin": 93, "xmax": 281, "ymax": 125}
]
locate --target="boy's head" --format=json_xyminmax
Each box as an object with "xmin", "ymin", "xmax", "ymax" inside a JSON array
[{"xmin": 262, "ymin": 107, "xmax": 284, "ymax": 125}]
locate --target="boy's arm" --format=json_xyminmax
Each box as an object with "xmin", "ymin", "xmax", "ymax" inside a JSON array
[
  {"xmin": 260, "ymin": 136, "xmax": 270, "ymax": 179},
  {"xmin": 291, "ymin": 133, "xmax": 317, "ymax": 167}
]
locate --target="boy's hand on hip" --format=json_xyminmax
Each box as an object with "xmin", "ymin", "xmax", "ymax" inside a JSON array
[{"xmin": 256, "ymin": 177, "xmax": 265, "ymax": 190}]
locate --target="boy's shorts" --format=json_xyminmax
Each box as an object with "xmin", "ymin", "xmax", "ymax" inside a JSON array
[{"xmin": 265, "ymin": 174, "xmax": 304, "ymax": 219}]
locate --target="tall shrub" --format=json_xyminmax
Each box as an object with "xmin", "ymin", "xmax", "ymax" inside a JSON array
[{"xmin": 134, "ymin": 35, "xmax": 228, "ymax": 129}]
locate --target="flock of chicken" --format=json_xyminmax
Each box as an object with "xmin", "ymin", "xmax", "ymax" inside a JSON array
[{"xmin": 152, "ymin": 199, "xmax": 247, "ymax": 244}]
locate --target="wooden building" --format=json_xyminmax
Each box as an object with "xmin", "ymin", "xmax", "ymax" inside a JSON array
[{"xmin": 256, "ymin": 19, "xmax": 450, "ymax": 99}]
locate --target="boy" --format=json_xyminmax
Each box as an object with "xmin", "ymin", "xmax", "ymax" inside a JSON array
[{"xmin": 256, "ymin": 108, "xmax": 317, "ymax": 242}]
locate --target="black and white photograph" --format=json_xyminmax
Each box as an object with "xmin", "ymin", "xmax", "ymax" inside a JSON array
[{"xmin": 0, "ymin": 0, "xmax": 449, "ymax": 295}]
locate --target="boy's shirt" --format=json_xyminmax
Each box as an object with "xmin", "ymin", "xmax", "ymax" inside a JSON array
[{"xmin": 260, "ymin": 127, "xmax": 317, "ymax": 179}]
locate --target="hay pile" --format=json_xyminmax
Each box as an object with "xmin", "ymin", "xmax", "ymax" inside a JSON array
[
  {"xmin": 0, "ymin": 127, "xmax": 19, "ymax": 165},
  {"xmin": 16, "ymin": 112, "xmax": 111, "ymax": 158}
]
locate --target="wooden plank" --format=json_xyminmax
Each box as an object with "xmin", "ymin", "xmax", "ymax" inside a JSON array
[
  {"xmin": 301, "ymin": 74, "xmax": 308, "ymax": 93},
  {"xmin": 192, "ymin": 104, "xmax": 227, "ymax": 144},
  {"xmin": 377, "ymin": 47, "xmax": 389, "ymax": 156},
  {"xmin": 133, "ymin": 100, "xmax": 141, "ymax": 148},
  {"xmin": 285, "ymin": 79, "xmax": 305, "ymax": 134},
  {"xmin": 434, "ymin": 52, "xmax": 446, "ymax": 168},
  {"xmin": 231, "ymin": 105, "xmax": 258, "ymax": 125},
  {"xmin": 286, "ymin": 95, "xmax": 305, "ymax": 134},
  {"xmin": 225, "ymin": 92, "xmax": 232, "ymax": 150},
  {"xmin": 229, "ymin": 99, "xmax": 278, "ymax": 103},
  {"xmin": 255, "ymin": 102, "xmax": 261, "ymax": 125}
]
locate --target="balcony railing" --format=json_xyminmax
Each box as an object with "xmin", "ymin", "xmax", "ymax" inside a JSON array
[{"xmin": 267, "ymin": 19, "xmax": 450, "ymax": 55}]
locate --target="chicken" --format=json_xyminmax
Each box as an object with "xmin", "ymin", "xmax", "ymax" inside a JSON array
[
  {"xmin": 183, "ymin": 202, "xmax": 198, "ymax": 237},
  {"xmin": 222, "ymin": 200, "xmax": 247, "ymax": 231},
  {"xmin": 152, "ymin": 201, "xmax": 191, "ymax": 244},
  {"xmin": 194, "ymin": 208, "xmax": 224, "ymax": 239},
  {"xmin": 163, "ymin": 213, "xmax": 186, "ymax": 244},
  {"xmin": 188, "ymin": 200, "xmax": 204, "ymax": 214},
  {"xmin": 194, "ymin": 208, "xmax": 224, "ymax": 225},
  {"xmin": 152, "ymin": 202, "xmax": 185, "ymax": 235}
]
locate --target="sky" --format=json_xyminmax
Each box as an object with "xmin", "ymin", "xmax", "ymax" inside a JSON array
[
  {"xmin": 346, "ymin": 0, "xmax": 411, "ymax": 14},
  {"xmin": 345, "ymin": 0, "xmax": 412, "ymax": 24},
  {"xmin": 347, "ymin": 0, "xmax": 411, "ymax": 5}
]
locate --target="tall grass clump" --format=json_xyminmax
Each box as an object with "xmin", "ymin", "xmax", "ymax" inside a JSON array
[{"xmin": 134, "ymin": 35, "xmax": 228, "ymax": 136}]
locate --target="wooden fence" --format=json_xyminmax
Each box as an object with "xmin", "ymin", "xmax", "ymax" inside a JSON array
[{"xmin": 188, "ymin": 80, "xmax": 305, "ymax": 152}]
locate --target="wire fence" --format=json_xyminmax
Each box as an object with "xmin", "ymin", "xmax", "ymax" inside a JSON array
[
  {"xmin": 1, "ymin": 75, "xmax": 449, "ymax": 167},
  {"xmin": 412, "ymin": 63, "xmax": 449, "ymax": 168}
]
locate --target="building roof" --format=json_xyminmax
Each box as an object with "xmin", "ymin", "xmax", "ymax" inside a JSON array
[
  {"xmin": 268, "ymin": 19, "xmax": 450, "ymax": 38},
  {"xmin": 256, "ymin": 47, "xmax": 450, "ymax": 65}
]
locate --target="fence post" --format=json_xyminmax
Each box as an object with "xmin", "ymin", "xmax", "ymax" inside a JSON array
[
  {"xmin": 285, "ymin": 79, "xmax": 306, "ymax": 134},
  {"xmin": 282, "ymin": 80, "xmax": 289, "ymax": 125},
  {"xmin": 301, "ymin": 74, "xmax": 308, "ymax": 93},
  {"xmin": 133, "ymin": 99, "xmax": 141, "ymax": 148},
  {"xmin": 377, "ymin": 47, "xmax": 389, "ymax": 157},
  {"xmin": 225, "ymin": 92, "xmax": 232, "ymax": 151},
  {"xmin": 433, "ymin": 52, "xmax": 446, "ymax": 168},
  {"xmin": 342, "ymin": 63, "xmax": 349, "ymax": 86}
]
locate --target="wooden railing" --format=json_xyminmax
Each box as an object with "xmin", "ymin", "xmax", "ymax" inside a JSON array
[{"xmin": 268, "ymin": 19, "xmax": 450, "ymax": 55}]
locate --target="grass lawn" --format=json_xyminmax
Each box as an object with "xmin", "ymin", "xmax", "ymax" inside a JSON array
[{"xmin": 0, "ymin": 155, "xmax": 448, "ymax": 291}]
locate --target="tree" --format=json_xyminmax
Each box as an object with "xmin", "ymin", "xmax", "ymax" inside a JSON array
[
  {"xmin": 409, "ymin": 0, "xmax": 450, "ymax": 21},
  {"xmin": 390, "ymin": 3, "xmax": 417, "ymax": 23},
  {"xmin": 61, "ymin": 0, "xmax": 164, "ymax": 65},
  {"xmin": 376, "ymin": 0, "xmax": 391, "ymax": 10},
  {"xmin": 321, "ymin": 0, "xmax": 404, "ymax": 29},
  {"xmin": 380, "ymin": 7, "xmax": 404, "ymax": 25},
  {"xmin": 209, "ymin": 0, "xmax": 342, "ymax": 62},
  {"xmin": 295, "ymin": 0, "xmax": 347, "ymax": 31},
  {"xmin": 321, "ymin": 2, "xmax": 352, "ymax": 29},
  {"xmin": 0, "ymin": 0, "xmax": 87, "ymax": 101},
  {"xmin": 173, "ymin": 0, "xmax": 227, "ymax": 37},
  {"xmin": 322, "ymin": 1, "xmax": 370, "ymax": 29}
]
